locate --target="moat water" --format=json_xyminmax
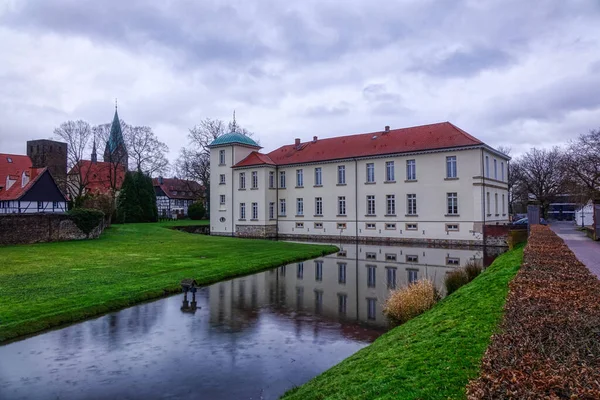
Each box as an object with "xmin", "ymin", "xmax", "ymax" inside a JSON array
[{"xmin": 0, "ymin": 243, "xmax": 501, "ymax": 400}]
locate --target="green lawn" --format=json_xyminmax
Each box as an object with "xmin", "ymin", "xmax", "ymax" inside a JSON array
[
  {"xmin": 0, "ymin": 221, "xmax": 336, "ymax": 342},
  {"xmin": 283, "ymin": 245, "xmax": 524, "ymax": 400}
]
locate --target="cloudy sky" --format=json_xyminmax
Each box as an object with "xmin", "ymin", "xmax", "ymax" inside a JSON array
[{"xmin": 1, "ymin": 0, "xmax": 599, "ymax": 163}]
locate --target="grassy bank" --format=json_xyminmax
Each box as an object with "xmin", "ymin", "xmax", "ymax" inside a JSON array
[
  {"xmin": 0, "ymin": 221, "xmax": 336, "ymax": 343},
  {"xmin": 283, "ymin": 245, "xmax": 524, "ymax": 400}
]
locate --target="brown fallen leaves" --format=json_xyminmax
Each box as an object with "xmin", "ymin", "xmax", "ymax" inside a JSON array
[{"xmin": 467, "ymin": 225, "xmax": 600, "ymax": 399}]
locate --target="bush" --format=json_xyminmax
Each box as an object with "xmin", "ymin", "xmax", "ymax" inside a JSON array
[
  {"xmin": 188, "ymin": 201, "xmax": 206, "ymax": 220},
  {"xmin": 444, "ymin": 269, "xmax": 470, "ymax": 295},
  {"xmin": 463, "ymin": 261, "xmax": 483, "ymax": 281},
  {"xmin": 67, "ymin": 208, "xmax": 105, "ymax": 234},
  {"xmin": 383, "ymin": 280, "xmax": 438, "ymax": 324}
]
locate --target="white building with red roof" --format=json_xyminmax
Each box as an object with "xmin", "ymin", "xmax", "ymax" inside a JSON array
[
  {"xmin": 0, "ymin": 153, "xmax": 68, "ymax": 214},
  {"xmin": 208, "ymin": 122, "xmax": 510, "ymax": 245}
]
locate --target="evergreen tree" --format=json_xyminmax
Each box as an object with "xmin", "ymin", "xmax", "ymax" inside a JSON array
[{"xmin": 117, "ymin": 171, "xmax": 158, "ymax": 223}]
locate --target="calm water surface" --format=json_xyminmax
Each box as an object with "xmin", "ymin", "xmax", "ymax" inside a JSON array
[{"xmin": 0, "ymin": 243, "xmax": 498, "ymax": 400}]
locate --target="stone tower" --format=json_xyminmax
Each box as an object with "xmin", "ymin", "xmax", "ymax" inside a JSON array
[
  {"xmin": 26, "ymin": 139, "xmax": 68, "ymax": 190},
  {"xmin": 103, "ymin": 106, "xmax": 128, "ymax": 170}
]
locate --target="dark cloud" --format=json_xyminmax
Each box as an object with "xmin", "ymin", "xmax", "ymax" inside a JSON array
[{"xmin": 415, "ymin": 46, "xmax": 515, "ymax": 78}]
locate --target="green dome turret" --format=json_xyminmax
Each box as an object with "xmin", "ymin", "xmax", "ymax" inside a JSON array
[{"xmin": 209, "ymin": 132, "xmax": 260, "ymax": 148}]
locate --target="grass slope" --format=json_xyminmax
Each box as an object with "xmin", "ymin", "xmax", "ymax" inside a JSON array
[
  {"xmin": 0, "ymin": 221, "xmax": 336, "ymax": 342},
  {"xmin": 283, "ymin": 245, "xmax": 524, "ymax": 400}
]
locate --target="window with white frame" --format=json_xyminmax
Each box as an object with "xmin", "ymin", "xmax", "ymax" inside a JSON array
[
  {"xmin": 406, "ymin": 159, "xmax": 416, "ymax": 180},
  {"xmin": 366, "ymin": 163, "xmax": 375, "ymax": 183},
  {"xmin": 315, "ymin": 261, "xmax": 323, "ymax": 281},
  {"xmin": 338, "ymin": 263, "xmax": 347, "ymax": 283},
  {"xmin": 501, "ymin": 162, "xmax": 505, "ymax": 181},
  {"xmin": 366, "ymin": 223, "xmax": 376, "ymax": 229},
  {"xmin": 337, "ymin": 222, "xmax": 347, "ymax": 230},
  {"xmin": 296, "ymin": 222, "xmax": 304, "ymax": 228},
  {"xmin": 296, "ymin": 169, "xmax": 303, "ymax": 187},
  {"xmin": 493, "ymin": 159, "xmax": 498, "ymax": 179},
  {"xmin": 338, "ymin": 196, "xmax": 346, "ymax": 215},
  {"xmin": 407, "ymin": 194, "xmax": 417, "ymax": 215},
  {"xmin": 366, "ymin": 195, "xmax": 376, "ymax": 215},
  {"xmin": 279, "ymin": 199, "xmax": 286, "ymax": 215},
  {"xmin": 495, "ymin": 193, "xmax": 499, "ymax": 215},
  {"xmin": 446, "ymin": 156, "xmax": 457, "ymax": 178},
  {"xmin": 367, "ymin": 298, "xmax": 377, "ymax": 320},
  {"xmin": 407, "ymin": 268, "xmax": 418, "ymax": 283},
  {"xmin": 239, "ymin": 172, "xmax": 246, "ymax": 189},
  {"xmin": 240, "ymin": 203, "xmax": 246, "ymax": 219},
  {"xmin": 446, "ymin": 223, "xmax": 459, "ymax": 231},
  {"xmin": 315, "ymin": 197, "xmax": 323, "ymax": 216},
  {"xmin": 406, "ymin": 255, "xmax": 419, "ymax": 263},
  {"xmin": 315, "ymin": 167, "xmax": 322, "ymax": 186},
  {"xmin": 314, "ymin": 222, "xmax": 323, "ymax": 229},
  {"xmin": 502, "ymin": 194, "xmax": 506, "ymax": 215},
  {"xmin": 220, "ymin": 195, "xmax": 226, "ymax": 205},
  {"xmin": 269, "ymin": 202, "xmax": 274, "ymax": 219},
  {"xmin": 269, "ymin": 171, "xmax": 275, "ymax": 188},
  {"xmin": 338, "ymin": 294, "xmax": 347, "ymax": 314},
  {"xmin": 219, "ymin": 149, "xmax": 225, "ymax": 165},
  {"xmin": 446, "ymin": 257, "xmax": 460, "ymax": 266},
  {"xmin": 219, "ymin": 174, "xmax": 226, "ymax": 184},
  {"xmin": 485, "ymin": 156, "xmax": 490, "ymax": 178},
  {"xmin": 447, "ymin": 192, "xmax": 458, "ymax": 215},
  {"xmin": 385, "ymin": 223, "xmax": 396, "ymax": 230},
  {"xmin": 280, "ymin": 171, "xmax": 286, "ymax": 188},
  {"xmin": 367, "ymin": 265, "xmax": 376, "ymax": 287},
  {"xmin": 386, "ymin": 253, "xmax": 397, "ymax": 261},
  {"xmin": 386, "ymin": 161, "xmax": 395, "ymax": 181},
  {"xmin": 406, "ymin": 223, "xmax": 418, "ymax": 230},
  {"xmin": 251, "ymin": 202, "xmax": 258, "ymax": 219},
  {"xmin": 296, "ymin": 198, "xmax": 304, "ymax": 216},
  {"xmin": 251, "ymin": 171, "xmax": 258, "ymax": 188},
  {"xmin": 338, "ymin": 165, "xmax": 346, "ymax": 184},
  {"xmin": 386, "ymin": 267, "xmax": 397, "ymax": 289},
  {"xmin": 386, "ymin": 194, "xmax": 395, "ymax": 215},
  {"xmin": 366, "ymin": 252, "xmax": 377, "ymax": 260}
]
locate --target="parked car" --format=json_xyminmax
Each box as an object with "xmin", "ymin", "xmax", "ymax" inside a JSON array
[{"xmin": 511, "ymin": 217, "xmax": 547, "ymax": 228}]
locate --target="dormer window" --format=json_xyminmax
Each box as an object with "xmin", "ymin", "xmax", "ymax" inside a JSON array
[{"xmin": 7, "ymin": 157, "xmax": 12, "ymax": 163}]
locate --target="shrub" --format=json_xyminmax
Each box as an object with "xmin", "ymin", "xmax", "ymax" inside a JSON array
[
  {"xmin": 67, "ymin": 208, "xmax": 105, "ymax": 234},
  {"xmin": 444, "ymin": 269, "xmax": 470, "ymax": 295},
  {"xmin": 383, "ymin": 279, "xmax": 438, "ymax": 324},
  {"xmin": 188, "ymin": 201, "xmax": 206, "ymax": 220},
  {"xmin": 463, "ymin": 261, "xmax": 483, "ymax": 281}
]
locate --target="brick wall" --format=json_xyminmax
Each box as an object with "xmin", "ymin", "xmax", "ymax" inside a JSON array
[
  {"xmin": 483, "ymin": 224, "xmax": 510, "ymax": 247},
  {"xmin": 235, "ymin": 224, "xmax": 277, "ymax": 238},
  {"xmin": 0, "ymin": 214, "xmax": 105, "ymax": 245}
]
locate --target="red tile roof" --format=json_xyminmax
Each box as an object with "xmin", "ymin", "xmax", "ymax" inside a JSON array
[
  {"xmin": 0, "ymin": 154, "xmax": 36, "ymax": 200},
  {"xmin": 233, "ymin": 122, "xmax": 483, "ymax": 167},
  {"xmin": 68, "ymin": 160, "xmax": 126, "ymax": 195},
  {"xmin": 152, "ymin": 177, "xmax": 204, "ymax": 200}
]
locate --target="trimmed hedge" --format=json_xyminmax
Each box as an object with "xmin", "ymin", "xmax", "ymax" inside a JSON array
[
  {"xmin": 467, "ymin": 225, "xmax": 600, "ymax": 398},
  {"xmin": 67, "ymin": 208, "xmax": 104, "ymax": 234}
]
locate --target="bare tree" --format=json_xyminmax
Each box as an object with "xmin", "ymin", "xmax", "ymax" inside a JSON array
[
  {"xmin": 128, "ymin": 126, "xmax": 169, "ymax": 176},
  {"xmin": 513, "ymin": 147, "xmax": 568, "ymax": 217},
  {"xmin": 53, "ymin": 120, "xmax": 93, "ymax": 203},
  {"xmin": 565, "ymin": 128, "xmax": 600, "ymax": 200}
]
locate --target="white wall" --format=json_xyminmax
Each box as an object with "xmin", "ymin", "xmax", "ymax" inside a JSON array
[{"xmin": 0, "ymin": 201, "xmax": 67, "ymax": 214}]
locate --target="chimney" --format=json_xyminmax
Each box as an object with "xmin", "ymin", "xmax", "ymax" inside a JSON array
[
  {"xmin": 312, "ymin": 136, "xmax": 318, "ymax": 143},
  {"xmin": 295, "ymin": 138, "xmax": 301, "ymax": 146},
  {"xmin": 384, "ymin": 125, "xmax": 390, "ymax": 133}
]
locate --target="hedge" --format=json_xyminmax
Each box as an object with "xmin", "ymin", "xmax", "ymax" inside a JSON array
[{"xmin": 67, "ymin": 208, "xmax": 105, "ymax": 234}]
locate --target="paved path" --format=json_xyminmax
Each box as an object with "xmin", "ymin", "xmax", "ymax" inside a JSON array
[{"xmin": 550, "ymin": 221, "xmax": 600, "ymax": 278}]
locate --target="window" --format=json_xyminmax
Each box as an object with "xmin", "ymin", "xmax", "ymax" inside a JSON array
[
  {"xmin": 251, "ymin": 202, "xmax": 258, "ymax": 219},
  {"xmin": 495, "ymin": 193, "xmax": 499, "ymax": 215},
  {"xmin": 219, "ymin": 149, "xmax": 225, "ymax": 165},
  {"xmin": 386, "ymin": 161, "xmax": 395, "ymax": 181},
  {"xmin": 338, "ymin": 165, "xmax": 346, "ymax": 184},
  {"xmin": 338, "ymin": 196, "xmax": 346, "ymax": 216},
  {"xmin": 337, "ymin": 223, "xmax": 347, "ymax": 230},
  {"xmin": 367, "ymin": 195, "xmax": 376, "ymax": 215},
  {"xmin": 296, "ymin": 198, "xmax": 304, "ymax": 216},
  {"xmin": 338, "ymin": 294, "xmax": 347, "ymax": 315},
  {"xmin": 502, "ymin": 194, "xmax": 506, "ymax": 215},
  {"xmin": 314, "ymin": 290, "xmax": 323, "ymax": 314},
  {"xmin": 501, "ymin": 162, "xmax": 505, "ymax": 181},
  {"xmin": 485, "ymin": 156, "xmax": 490, "ymax": 178},
  {"xmin": 386, "ymin": 253, "xmax": 397, "ymax": 261},
  {"xmin": 279, "ymin": 199, "xmax": 286, "ymax": 215},
  {"xmin": 367, "ymin": 265, "xmax": 376, "ymax": 287},
  {"xmin": 296, "ymin": 222, "xmax": 304, "ymax": 228},
  {"xmin": 296, "ymin": 287, "xmax": 304, "ymax": 309},
  {"xmin": 269, "ymin": 202, "xmax": 274, "ymax": 219},
  {"xmin": 406, "ymin": 223, "xmax": 418, "ymax": 230},
  {"xmin": 219, "ymin": 174, "xmax": 226, "ymax": 184},
  {"xmin": 386, "ymin": 194, "xmax": 395, "ymax": 215},
  {"xmin": 366, "ymin": 223, "xmax": 376, "ymax": 229},
  {"xmin": 385, "ymin": 223, "xmax": 396, "ymax": 230},
  {"xmin": 446, "ymin": 156, "xmax": 457, "ymax": 178},
  {"xmin": 338, "ymin": 250, "xmax": 347, "ymax": 257},
  {"xmin": 446, "ymin": 223, "xmax": 459, "ymax": 231},
  {"xmin": 338, "ymin": 263, "xmax": 347, "ymax": 284},
  {"xmin": 315, "ymin": 197, "xmax": 323, "ymax": 216},
  {"xmin": 297, "ymin": 263, "xmax": 304, "ymax": 279},
  {"xmin": 251, "ymin": 171, "xmax": 258, "ymax": 188},
  {"xmin": 406, "ymin": 159, "xmax": 416, "ymax": 181},
  {"xmin": 366, "ymin": 163, "xmax": 375, "ymax": 183},
  {"xmin": 220, "ymin": 195, "xmax": 226, "ymax": 205},
  {"xmin": 37, "ymin": 201, "xmax": 44, "ymax": 211},
  {"xmin": 406, "ymin": 255, "xmax": 418, "ymax": 263},
  {"xmin": 447, "ymin": 192, "xmax": 458, "ymax": 215},
  {"xmin": 386, "ymin": 267, "xmax": 397, "ymax": 289},
  {"xmin": 296, "ymin": 169, "xmax": 303, "ymax": 187},
  {"xmin": 240, "ymin": 203, "xmax": 246, "ymax": 219},
  {"xmin": 269, "ymin": 171, "xmax": 275, "ymax": 188},
  {"xmin": 367, "ymin": 298, "xmax": 377, "ymax": 320},
  {"xmin": 446, "ymin": 257, "xmax": 460, "ymax": 266},
  {"xmin": 315, "ymin": 261, "xmax": 323, "ymax": 281},
  {"xmin": 407, "ymin": 194, "xmax": 417, "ymax": 215},
  {"xmin": 280, "ymin": 171, "xmax": 286, "ymax": 188},
  {"xmin": 366, "ymin": 252, "xmax": 377, "ymax": 260},
  {"xmin": 314, "ymin": 167, "xmax": 322, "ymax": 186},
  {"xmin": 314, "ymin": 222, "xmax": 323, "ymax": 229},
  {"xmin": 494, "ymin": 159, "xmax": 498, "ymax": 180},
  {"xmin": 407, "ymin": 269, "xmax": 418, "ymax": 283},
  {"xmin": 486, "ymin": 192, "xmax": 491, "ymax": 215},
  {"xmin": 239, "ymin": 172, "xmax": 246, "ymax": 189}
]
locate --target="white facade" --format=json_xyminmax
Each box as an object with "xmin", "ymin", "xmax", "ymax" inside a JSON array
[
  {"xmin": 0, "ymin": 200, "xmax": 67, "ymax": 214},
  {"xmin": 210, "ymin": 137, "xmax": 509, "ymax": 244}
]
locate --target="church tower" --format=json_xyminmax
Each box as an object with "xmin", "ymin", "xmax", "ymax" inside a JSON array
[{"xmin": 103, "ymin": 104, "xmax": 128, "ymax": 170}]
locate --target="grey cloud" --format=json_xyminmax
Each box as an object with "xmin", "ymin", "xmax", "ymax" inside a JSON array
[
  {"xmin": 414, "ymin": 46, "xmax": 515, "ymax": 78},
  {"xmin": 303, "ymin": 103, "xmax": 351, "ymax": 118}
]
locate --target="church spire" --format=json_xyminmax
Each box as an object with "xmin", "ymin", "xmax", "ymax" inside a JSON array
[
  {"xmin": 103, "ymin": 102, "xmax": 128, "ymax": 170},
  {"xmin": 91, "ymin": 136, "xmax": 97, "ymax": 163}
]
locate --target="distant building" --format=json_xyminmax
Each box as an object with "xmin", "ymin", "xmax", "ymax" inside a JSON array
[
  {"xmin": 547, "ymin": 194, "xmax": 577, "ymax": 221},
  {"xmin": 0, "ymin": 153, "xmax": 68, "ymax": 214},
  {"xmin": 153, "ymin": 176, "xmax": 204, "ymax": 218},
  {"xmin": 26, "ymin": 139, "xmax": 68, "ymax": 191}
]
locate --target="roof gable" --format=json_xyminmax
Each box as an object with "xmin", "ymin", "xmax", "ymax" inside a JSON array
[
  {"xmin": 233, "ymin": 151, "xmax": 276, "ymax": 168},
  {"xmin": 152, "ymin": 177, "xmax": 203, "ymax": 199}
]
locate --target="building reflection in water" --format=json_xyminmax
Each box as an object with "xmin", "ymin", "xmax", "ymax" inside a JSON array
[{"xmin": 209, "ymin": 243, "xmax": 489, "ymax": 329}]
